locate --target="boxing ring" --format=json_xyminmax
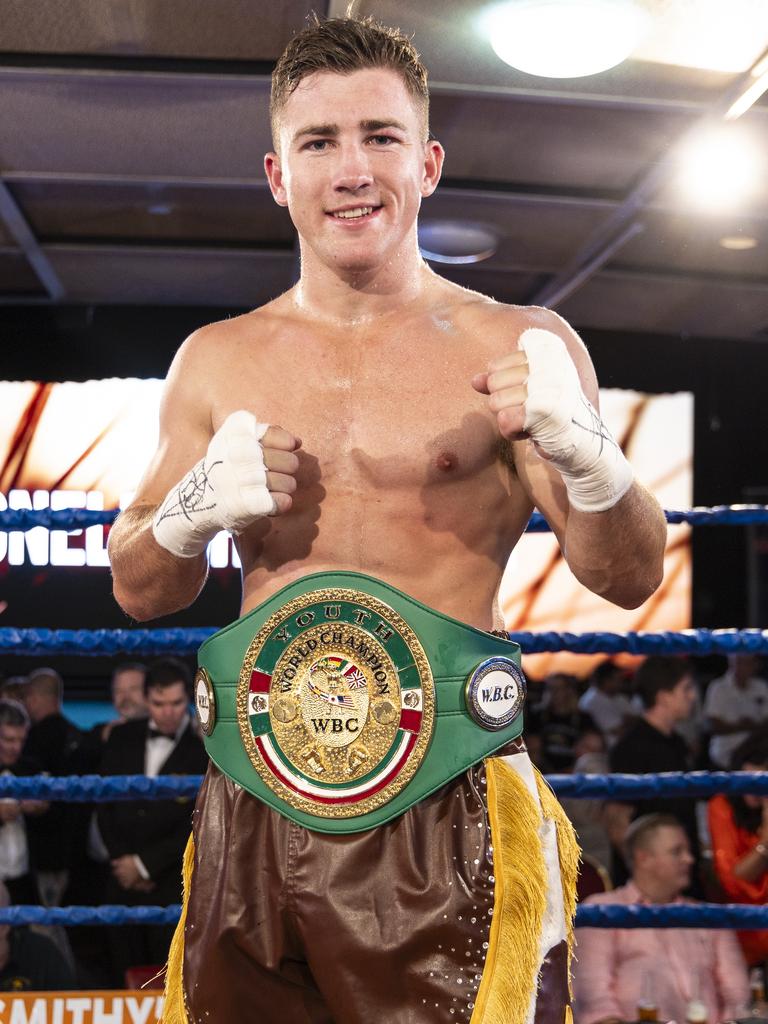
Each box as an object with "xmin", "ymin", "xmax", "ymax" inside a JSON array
[{"xmin": 1, "ymin": 502, "xmax": 767, "ymax": 937}]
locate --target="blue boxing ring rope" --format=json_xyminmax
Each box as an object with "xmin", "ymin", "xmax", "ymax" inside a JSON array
[{"xmin": 0, "ymin": 502, "xmax": 767, "ymax": 930}]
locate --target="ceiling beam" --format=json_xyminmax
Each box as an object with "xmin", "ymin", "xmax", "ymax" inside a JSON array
[
  {"xmin": 0, "ymin": 181, "xmax": 64, "ymax": 300},
  {"xmin": 530, "ymin": 45, "xmax": 768, "ymax": 309},
  {"xmin": 3, "ymin": 63, "xmax": 766, "ymax": 118}
]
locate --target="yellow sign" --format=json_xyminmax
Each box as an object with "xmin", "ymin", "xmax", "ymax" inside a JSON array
[{"xmin": 0, "ymin": 991, "xmax": 162, "ymax": 1024}]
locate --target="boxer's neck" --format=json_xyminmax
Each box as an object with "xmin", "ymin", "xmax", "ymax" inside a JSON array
[{"xmin": 294, "ymin": 242, "xmax": 434, "ymax": 324}]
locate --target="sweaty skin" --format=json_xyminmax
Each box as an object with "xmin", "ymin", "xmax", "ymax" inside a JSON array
[{"xmin": 109, "ymin": 66, "xmax": 665, "ymax": 627}]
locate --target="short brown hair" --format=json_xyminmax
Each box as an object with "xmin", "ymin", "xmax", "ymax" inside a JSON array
[
  {"xmin": 634, "ymin": 656, "xmax": 689, "ymax": 710},
  {"xmin": 271, "ymin": 15, "xmax": 430, "ymax": 146},
  {"xmin": 145, "ymin": 657, "xmax": 192, "ymax": 698},
  {"xmin": 26, "ymin": 667, "xmax": 63, "ymax": 704},
  {"xmin": 624, "ymin": 813, "xmax": 685, "ymax": 866}
]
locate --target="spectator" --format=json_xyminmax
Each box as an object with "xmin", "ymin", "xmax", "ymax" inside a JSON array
[
  {"xmin": 67, "ymin": 663, "xmax": 149, "ymax": 985},
  {"xmin": 574, "ymin": 814, "xmax": 748, "ymax": 1024},
  {"xmin": 609, "ymin": 657, "xmax": 699, "ymax": 887},
  {"xmin": 704, "ymin": 655, "xmax": 768, "ymax": 770},
  {"xmin": 97, "ymin": 657, "xmax": 207, "ymax": 985},
  {"xmin": 76, "ymin": 663, "xmax": 149, "ymax": 772},
  {"xmin": 0, "ymin": 700, "xmax": 47, "ymax": 905},
  {"xmin": 0, "ymin": 879, "xmax": 74, "ymax": 991},
  {"xmin": 21, "ymin": 669, "xmax": 82, "ymax": 776},
  {"xmin": 708, "ymin": 734, "xmax": 768, "ymax": 966},
  {"xmin": 20, "ymin": 668, "xmax": 82, "ymax": 908},
  {"xmin": 527, "ymin": 673, "xmax": 598, "ymax": 771},
  {"xmin": 560, "ymin": 739, "xmax": 613, "ymax": 872},
  {"xmin": 579, "ymin": 661, "xmax": 635, "ymax": 747},
  {"xmin": 0, "ymin": 677, "xmax": 28, "ymax": 704}
]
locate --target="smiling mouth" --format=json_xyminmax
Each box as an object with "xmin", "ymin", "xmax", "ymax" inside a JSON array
[{"xmin": 327, "ymin": 205, "xmax": 382, "ymax": 221}]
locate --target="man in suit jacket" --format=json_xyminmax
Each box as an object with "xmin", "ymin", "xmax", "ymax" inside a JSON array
[
  {"xmin": 97, "ymin": 658, "xmax": 207, "ymax": 986},
  {"xmin": 22, "ymin": 668, "xmax": 82, "ymax": 906}
]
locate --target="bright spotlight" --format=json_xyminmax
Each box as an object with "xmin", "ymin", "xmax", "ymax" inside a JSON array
[
  {"xmin": 481, "ymin": 0, "xmax": 649, "ymax": 79},
  {"xmin": 677, "ymin": 129, "xmax": 763, "ymax": 212}
]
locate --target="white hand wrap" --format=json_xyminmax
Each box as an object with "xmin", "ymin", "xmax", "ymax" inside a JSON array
[
  {"xmin": 152, "ymin": 411, "xmax": 274, "ymax": 558},
  {"xmin": 520, "ymin": 328, "xmax": 634, "ymax": 513}
]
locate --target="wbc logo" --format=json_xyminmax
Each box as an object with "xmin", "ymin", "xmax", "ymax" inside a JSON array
[
  {"xmin": 236, "ymin": 587, "xmax": 435, "ymax": 819},
  {"xmin": 465, "ymin": 657, "xmax": 526, "ymax": 731}
]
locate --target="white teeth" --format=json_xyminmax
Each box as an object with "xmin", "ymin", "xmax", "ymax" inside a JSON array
[{"xmin": 333, "ymin": 206, "xmax": 374, "ymax": 219}]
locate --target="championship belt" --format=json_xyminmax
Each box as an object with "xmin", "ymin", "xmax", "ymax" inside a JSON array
[{"xmin": 195, "ymin": 571, "xmax": 525, "ymax": 834}]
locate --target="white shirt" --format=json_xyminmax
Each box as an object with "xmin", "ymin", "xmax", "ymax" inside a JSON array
[
  {"xmin": 578, "ymin": 687, "xmax": 633, "ymax": 744},
  {"xmin": 144, "ymin": 715, "xmax": 189, "ymax": 778},
  {"xmin": 0, "ymin": 771, "xmax": 27, "ymax": 880},
  {"xmin": 704, "ymin": 671, "xmax": 768, "ymax": 768},
  {"xmin": 134, "ymin": 715, "xmax": 189, "ymax": 880}
]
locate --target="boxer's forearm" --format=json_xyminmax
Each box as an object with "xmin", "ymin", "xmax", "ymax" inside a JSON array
[
  {"xmin": 109, "ymin": 505, "xmax": 208, "ymax": 621},
  {"xmin": 562, "ymin": 481, "xmax": 666, "ymax": 609}
]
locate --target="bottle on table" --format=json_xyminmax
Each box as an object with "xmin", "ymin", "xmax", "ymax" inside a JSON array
[
  {"xmin": 686, "ymin": 967, "xmax": 708, "ymax": 1024},
  {"xmin": 750, "ymin": 966, "xmax": 767, "ymax": 1017},
  {"xmin": 637, "ymin": 971, "xmax": 659, "ymax": 1022}
]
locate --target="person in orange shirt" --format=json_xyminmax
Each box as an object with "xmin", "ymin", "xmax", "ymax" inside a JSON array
[{"xmin": 708, "ymin": 733, "xmax": 768, "ymax": 966}]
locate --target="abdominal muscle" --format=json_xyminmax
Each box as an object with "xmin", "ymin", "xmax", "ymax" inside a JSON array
[{"xmin": 237, "ymin": 465, "xmax": 532, "ymax": 631}]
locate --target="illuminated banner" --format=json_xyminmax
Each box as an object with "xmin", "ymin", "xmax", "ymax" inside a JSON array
[
  {"xmin": 0, "ymin": 379, "xmax": 691, "ymax": 671},
  {"xmin": 0, "ymin": 991, "xmax": 163, "ymax": 1024}
]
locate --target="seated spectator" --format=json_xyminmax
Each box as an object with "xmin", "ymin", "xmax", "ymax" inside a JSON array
[
  {"xmin": 21, "ymin": 668, "xmax": 82, "ymax": 908},
  {"xmin": 0, "ymin": 700, "xmax": 47, "ymax": 905},
  {"xmin": 609, "ymin": 657, "xmax": 700, "ymax": 887},
  {"xmin": 97, "ymin": 657, "xmax": 207, "ymax": 986},
  {"xmin": 0, "ymin": 879, "xmax": 74, "ymax": 991},
  {"xmin": 560, "ymin": 741, "xmax": 613, "ymax": 873},
  {"xmin": 705, "ymin": 655, "xmax": 768, "ymax": 770},
  {"xmin": 574, "ymin": 814, "xmax": 748, "ymax": 1024},
  {"xmin": 526, "ymin": 673, "xmax": 597, "ymax": 772},
  {"xmin": 579, "ymin": 661, "xmax": 635, "ymax": 747},
  {"xmin": 708, "ymin": 734, "xmax": 768, "ymax": 966}
]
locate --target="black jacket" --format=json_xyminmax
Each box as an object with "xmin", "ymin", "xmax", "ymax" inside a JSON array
[
  {"xmin": 22, "ymin": 712, "xmax": 82, "ymax": 872},
  {"xmin": 96, "ymin": 717, "xmax": 207, "ymax": 904}
]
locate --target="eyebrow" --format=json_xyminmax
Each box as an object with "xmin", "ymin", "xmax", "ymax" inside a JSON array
[{"xmin": 292, "ymin": 118, "xmax": 410, "ymax": 144}]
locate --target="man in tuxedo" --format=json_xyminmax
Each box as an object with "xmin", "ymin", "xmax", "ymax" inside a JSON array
[{"xmin": 97, "ymin": 658, "xmax": 207, "ymax": 985}]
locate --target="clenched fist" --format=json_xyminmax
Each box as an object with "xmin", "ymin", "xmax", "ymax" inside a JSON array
[
  {"xmin": 473, "ymin": 328, "xmax": 633, "ymax": 513},
  {"xmin": 152, "ymin": 411, "xmax": 301, "ymax": 558}
]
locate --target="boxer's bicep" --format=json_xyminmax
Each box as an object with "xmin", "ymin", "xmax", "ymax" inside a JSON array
[{"xmin": 130, "ymin": 330, "xmax": 215, "ymax": 508}]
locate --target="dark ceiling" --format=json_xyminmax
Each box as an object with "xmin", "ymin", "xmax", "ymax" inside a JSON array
[{"xmin": 0, "ymin": 0, "xmax": 767, "ymax": 339}]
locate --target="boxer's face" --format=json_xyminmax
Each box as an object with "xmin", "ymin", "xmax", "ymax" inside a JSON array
[{"xmin": 266, "ymin": 68, "xmax": 443, "ymax": 275}]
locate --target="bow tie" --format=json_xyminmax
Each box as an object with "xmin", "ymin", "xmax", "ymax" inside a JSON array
[{"xmin": 147, "ymin": 727, "xmax": 176, "ymax": 741}]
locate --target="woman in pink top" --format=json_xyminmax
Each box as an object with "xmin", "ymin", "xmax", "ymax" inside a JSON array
[{"xmin": 574, "ymin": 814, "xmax": 748, "ymax": 1024}]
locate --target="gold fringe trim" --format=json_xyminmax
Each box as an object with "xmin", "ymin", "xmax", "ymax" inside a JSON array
[
  {"xmin": 159, "ymin": 833, "xmax": 195, "ymax": 1024},
  {"xmin": 471, "ymin": 758, "xmax": 548, "ymax": 1024},
  {"xmin": 536, "ymin": 769, "xmax": 581, "ymax": 1001}
]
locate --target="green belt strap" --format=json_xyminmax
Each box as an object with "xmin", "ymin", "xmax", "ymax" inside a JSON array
[{"xmin": 195, "ymin": 571, "xmax": 525, "ymax": 834}]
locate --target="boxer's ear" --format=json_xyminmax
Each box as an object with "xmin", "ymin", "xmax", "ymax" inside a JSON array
[
  {"xmin": 420, "ymin": 139, "xmax": 444, "ymax": 198},
  {"xmin": 264, "ymin": 153, "xmax": 288, "ymax": 207}
]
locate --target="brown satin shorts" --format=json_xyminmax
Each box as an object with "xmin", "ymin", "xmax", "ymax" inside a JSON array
[{"xmin": 181, "ymin": 741, "xmax": 568, "ymax": 1024}]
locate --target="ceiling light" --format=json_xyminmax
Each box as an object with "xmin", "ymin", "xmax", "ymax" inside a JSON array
[
  {"xmin": 481, "ymin": 0, "xmax": 648, "ymax": 79},
  {"xmin": 677, "ymin": 128, "xmax": 763, "ymax": 212},
  {"xmin": 633, "ymin": 0, "xmax": 768, "ymax": 75},
  {"xmin": 719, "ymin": 235, "xmax": 758, "ymax": 250},
  {"xmin": 418, "ymin": 222, "xmax": 498, "ymax": 264}
]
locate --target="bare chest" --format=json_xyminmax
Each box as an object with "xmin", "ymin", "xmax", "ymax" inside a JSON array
[{"xmin": 213, "ymin": 325, "xmax": 503, "ymax": 490}]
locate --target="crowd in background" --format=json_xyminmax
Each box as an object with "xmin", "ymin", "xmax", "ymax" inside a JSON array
[
  {"xmin": 525, "ymin": 652, "xmax": 768, "ymax": 1023},
  {"xmin": 0, "ymin": 658, "xmax": 206, "ymax": 991},
  {"xmin": 0, "ymin": 651, "xmax": 767, "ymax": 1019}
]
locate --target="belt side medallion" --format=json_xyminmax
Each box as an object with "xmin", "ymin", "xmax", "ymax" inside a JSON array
[
  {"xmin": 465, "ymin": 656, "xmax": 526, "ymax": 730},
  {"xmin": 237, "ymin": 588, "xmax": 436, "ymax": 819}
]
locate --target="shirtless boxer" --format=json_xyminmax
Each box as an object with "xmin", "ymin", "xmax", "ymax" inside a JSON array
[{"xmin": 109, "ymin": 16, "xmax": 666, "ymax": 1024}]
